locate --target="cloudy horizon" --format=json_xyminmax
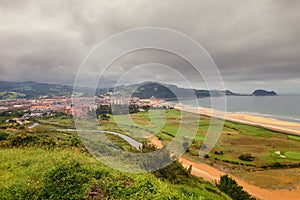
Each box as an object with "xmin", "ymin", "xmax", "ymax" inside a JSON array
[{"xmin": 1, "ymin": 0, "xmax": 300, "ymax": 94}]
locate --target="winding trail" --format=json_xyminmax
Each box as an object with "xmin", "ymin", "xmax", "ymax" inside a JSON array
[
  {"xmin": 28, "ymin": 122, "xmax": 39, "ymax": 129},
  {"xmin": 148, "ymin": 136, "xmax": 164, "ymax": 149},
  {"xmin": 57, "ymin": 129, "xmax": 142, "ymax": 150}
]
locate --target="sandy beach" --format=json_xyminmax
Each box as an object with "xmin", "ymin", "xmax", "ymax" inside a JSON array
[{"xmin": 177, "ymin": 106, "xmax": 300, "ymax": 136}]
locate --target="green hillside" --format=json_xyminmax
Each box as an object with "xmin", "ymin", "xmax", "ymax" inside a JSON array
[
  {"xmin": 0, "ymin": 112, "xmax": 230, "ymax": 200},
  {"xmin": 0, "ymin": 92, "xmax": 26, "ymax": 100},
  {"xmin": 0, "ymin": 148, "xmax": 230, "ymax": 200},
  {"xmin": 0, "ymin": 81, "xmax": 240, "ymax": 100},
  {"xmin": 0, "ymin": 81, "xmax": 73, "ymax": 99}
]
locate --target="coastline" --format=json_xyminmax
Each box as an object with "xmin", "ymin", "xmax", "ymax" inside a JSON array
[{"xmin": 176, "ymin": 106, "xmax": 300, "ymax": 136}]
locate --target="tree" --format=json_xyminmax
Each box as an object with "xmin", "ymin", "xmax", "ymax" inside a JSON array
[{"xmin": 239, "ymin": 153, "xmax": 254, "ymax": 161}]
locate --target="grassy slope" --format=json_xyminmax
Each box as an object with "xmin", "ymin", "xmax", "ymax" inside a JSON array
[
  {"xmin": 0, "ymin": 148, "xmax": 229, "ymax": 200},
  {"xmin": 0, "ymin": 115, "xmax": 230, "ymax": 200},
  {"xmin": 0, "ymin": 92, "xmax": 26, "ymax": 100}
]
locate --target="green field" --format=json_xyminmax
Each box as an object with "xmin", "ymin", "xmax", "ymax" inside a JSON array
[
  {"xmin": 0, "ymin": 112, "xmax": 232, "ymax": 200},
  {"xmin": 0, "ymin": 92, "xmax": 26, "ymax": 100},
  {"xmin": 31, "ymin": 109, "xmax": 300, "ymax": 170},
  {"xmin": 105, "ymin": 109, "xmax": 300, "ymax": 168},
  {"xmin": 100, "ymin": 109, "xmax": 300, "ymax": 190},
  {"xmin": 2, "ymin": 108, "xmax": 300, "ymax": 196}
]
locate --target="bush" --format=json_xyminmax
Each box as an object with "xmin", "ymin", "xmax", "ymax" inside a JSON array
[
  {"xmin": 273, "ymin": 162, "xmax": 281, "ymax": 168},
  {"xmin": 100, "ymin": 114, "xmax": 110, "ymax": 121},
  {"xmin": 216, "ymin": 175, "xmax": 256, "ymax": 200},
  {"xmin": 153, "ymin": 160, "xmax": 193, "ymax": 184},
  {"xmin": 0, "ymin": 132, "xmax": 9, "ymax": 141},
  {"xmin": 239, "ymin": 153, "xmax": 254, "ymax": 162},
  {"xmin": 0, "ymin": 133, "xmax": 56, "ymax": 149},
  {"xmin": 40, "ymin": 162, "xmax": 90, "ymax": 200},
  {"xmin": 0, "ymin": 182, "xmax": 41, "ymax": 200}
]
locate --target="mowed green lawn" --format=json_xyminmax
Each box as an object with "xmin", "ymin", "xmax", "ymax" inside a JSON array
[{"xmin": 216, "ymin": 121, "xmax": 300, "ymax": 166}]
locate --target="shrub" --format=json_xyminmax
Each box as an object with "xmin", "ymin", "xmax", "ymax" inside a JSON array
[
  {"xmin": 0, "ymin": 133, "xmax": 56, "ymax": 149},
  {"xmin": 0, "ymin": 182, "xmax": 41, "ymax": 200},
  {"xmin": 216, "ymin": 175, "xmax": 256, "ymax": 200},
  {"xmin": 0, "ymin": 132, "xmax": 9, "ymax": 141},
  {"xmin": 239, "ymin": 153, "xmax": 254, "ymax": 162},
  {"xmin": 153, "ymin": 160, "xmax": 193, "ymax": 184},
  {"xmin": 40, "ymin": 162, "xmax": 90, "ymax": 200},
  {"xmin": 273, "ymin": 162, "xmax": 281, "ymax": 168}
]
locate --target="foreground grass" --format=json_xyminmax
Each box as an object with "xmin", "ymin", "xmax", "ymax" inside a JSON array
[{"xmin": 0, "ymin": 148, "xmax": 229, "ymax": 200}]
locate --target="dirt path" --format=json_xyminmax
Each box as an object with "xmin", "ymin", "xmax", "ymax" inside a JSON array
[
  {"xmin": 148, "ymin": 136, "xmax": 164, "ymax": 149},
  {"xmin": 149, "ymin": 137, "xmax": 300, "ymax": 200},
  {"xmin": 179, "ymin": 157, "xmax": 300, "ymax": 200}
]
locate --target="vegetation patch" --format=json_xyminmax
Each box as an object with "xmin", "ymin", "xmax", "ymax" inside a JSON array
[
  {"xmin": 216, "ymin": 175, "xmax": 256, "ymax": 200},
  {"xmin": 284, "ymin": 151, "xmax": 300, "ymax": 161},
  {"xmin": 0, "ymin": 148, "xmax": 229, "ymax": 200}
]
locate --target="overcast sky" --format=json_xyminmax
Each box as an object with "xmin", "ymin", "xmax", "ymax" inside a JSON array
[{"xmin": 0, "ymin": 0, "xmax": 300, "ymax": 94}]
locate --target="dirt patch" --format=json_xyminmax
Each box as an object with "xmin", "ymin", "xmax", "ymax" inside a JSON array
[
  {"xmin": 179, "ymin": 157, "xmax": 300, "ymax": 200},
  {"xmin": 148, "ymin": 136, "xmax": 163, "ymax": 149},
  {"xmin": 148, "ymin": 135, "xmax": 300, "ymax": 200}
]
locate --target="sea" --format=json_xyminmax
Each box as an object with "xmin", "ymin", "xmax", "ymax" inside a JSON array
[{"xmin": 180, "ymin": 95, "xmax": 300, "ymax": 123}]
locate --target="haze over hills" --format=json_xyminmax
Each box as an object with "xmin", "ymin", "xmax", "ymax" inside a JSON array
[
  {"xmin": 0, "ymin": 81, "xmax": 73, "ymax": 99},
  {"xmin": 0, "ymin": 81, "xmax": 276, "ymax": 100},
  {"xmin": 112, "ymin": 82, "xmax": 241, "ymax": 99}
]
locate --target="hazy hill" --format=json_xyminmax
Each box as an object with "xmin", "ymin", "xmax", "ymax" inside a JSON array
[
  {"xmin": 0, "ymin": 80, "xmax": 259, "ymax": 100},
  {"xmin": 252, "ymin": 89, "xmax": 277, "ymax": 96},
  {"xmin": 0, "ymin": 81, "xmax": 73, "ymax": 99},
  {"xmin": 111, "ymin": 82, "xmax": 240, "ymax": 99}
]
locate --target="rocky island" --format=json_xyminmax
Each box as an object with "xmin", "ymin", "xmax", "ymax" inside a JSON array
[{"xmin": 252, "ymin": 89, "xmax": 277, "ymax": 96}]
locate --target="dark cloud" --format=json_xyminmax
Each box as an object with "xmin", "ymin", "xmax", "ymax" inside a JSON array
[{"xmin": 0, "ymin": 0, "xmax": 299, "ymax": 93}]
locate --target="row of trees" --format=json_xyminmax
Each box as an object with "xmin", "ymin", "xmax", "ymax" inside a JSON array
[{"xmin": 95, "ymin": 104, "xmax": 151, "ymax": 116}]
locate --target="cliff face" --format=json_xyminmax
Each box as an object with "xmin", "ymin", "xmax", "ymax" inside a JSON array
[{"xmin": 252, "ymin": 89, "xmax": 277, "ymax": 96}]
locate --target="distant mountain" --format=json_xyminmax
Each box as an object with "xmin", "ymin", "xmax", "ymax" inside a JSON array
[
  {"xmin": 0, "ymin": 80, "xmax": 277, "ymax": 100},
  {"xmin": 0, "ymin": 81, "xmax": 73, "ymax": 99},
  {"xmin": 109, "ymin": 82, "xmax": 241, "ymax": 99},
  {"xmin": 252, "ymin": 89, "xmax": 277, "ymax": 96},
  {"xmin": 0, "ymin": 91, "xmax": 26, "ymax": 100}
]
